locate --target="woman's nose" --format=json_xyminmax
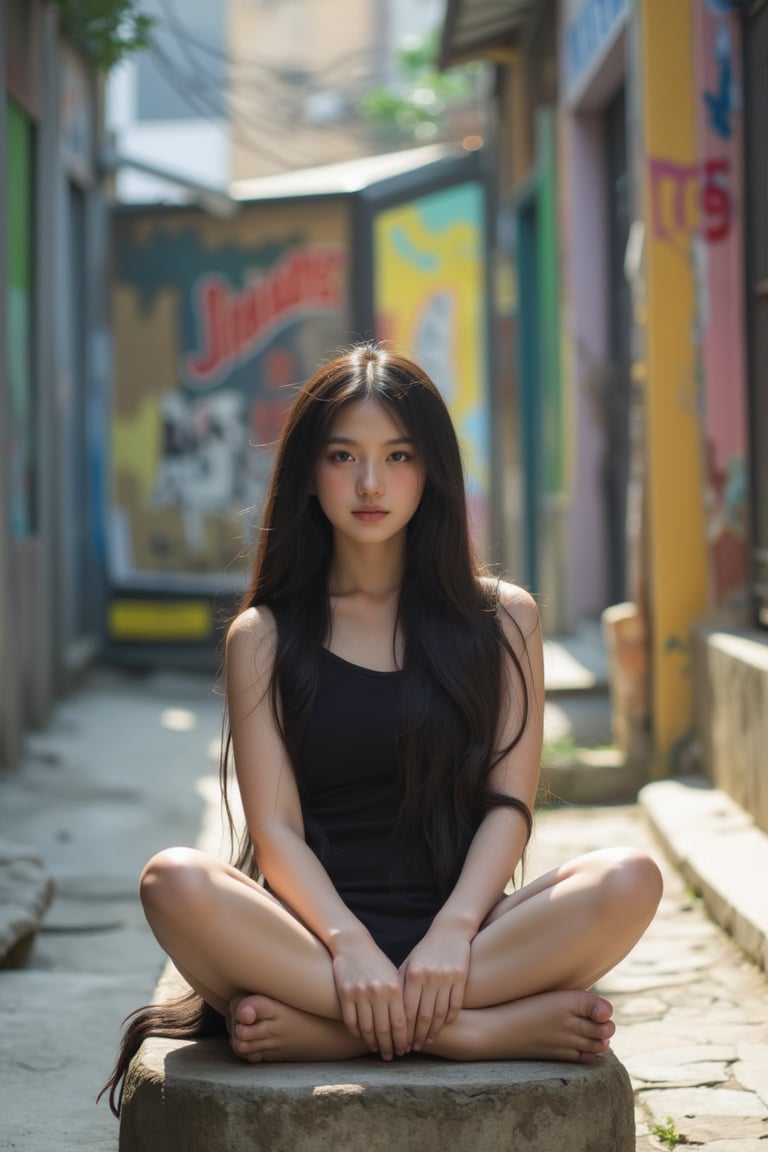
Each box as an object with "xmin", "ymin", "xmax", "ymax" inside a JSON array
[{"xmin": 357, "ymin": 463, "xmax": 383, "ymax": 496}]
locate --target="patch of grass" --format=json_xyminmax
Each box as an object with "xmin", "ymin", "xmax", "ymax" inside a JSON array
[
  {"xmin": 541, "ymin": 733, "xmax": 580, "ymax": 762},
  {"xmin": 540, "ymin": 733, "xmax": 615, "ymax": 763},
  {"xmin": 683, "ymin": 885, "xmax": 702, "ymax": 908},
  {"xmin": 650, "ymin": 1116, "xmax": 682, "ymax": 1149}
]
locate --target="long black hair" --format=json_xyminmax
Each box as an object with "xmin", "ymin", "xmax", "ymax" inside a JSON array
[{"xmin": 100, "ymin": 344, "xmax": 535, "ymax": 1116}]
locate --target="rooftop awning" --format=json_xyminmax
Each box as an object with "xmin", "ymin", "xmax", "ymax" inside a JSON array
[{"xmin": 438, "ymin": 0, "xmax": 537, "ymax": 70}]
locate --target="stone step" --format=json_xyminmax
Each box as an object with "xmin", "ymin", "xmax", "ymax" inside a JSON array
[
  {"xmin": 0, "ymin": 838, "xmax": 54, "ymax": 968},
  {"xmin": 119, "ymin": 1036, "xmax": 635, "ymax": 1152}
]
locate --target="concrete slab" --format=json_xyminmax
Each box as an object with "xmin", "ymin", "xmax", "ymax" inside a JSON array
[
  {"xmin": 543, "ymin": 620, "xmax": 608, "ymax": 693},
  {"xmin": 640, "ymin": 776, "xmax": 768, "ymax": 972},
  {"xmin": 0, "ymin": 838, "xmax": 54, "ymax": 966},
  {"xmin": 119, "ymin": 1040, "xmax": 635, "ymax": 1152}
]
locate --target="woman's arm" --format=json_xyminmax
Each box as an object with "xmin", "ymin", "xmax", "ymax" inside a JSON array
[
  {"xmin": 435, "ymin": 581, "xmax": 544, "ymax": 925},
  {"xmin": 226, "ymin": 608, "xmax": 408, "ymax": 1059},
  {"xmin": 400, "ymin": 582, "xmax": 544, "ymax": 1049}
]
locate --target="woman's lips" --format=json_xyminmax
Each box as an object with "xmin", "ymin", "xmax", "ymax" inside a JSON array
[{"xmin": 352, "ymin": 509, "xmax": 388, "ymax": 521}]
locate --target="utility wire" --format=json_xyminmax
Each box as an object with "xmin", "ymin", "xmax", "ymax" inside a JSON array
[
  {"xmin": 143, "ymin": 3, "xmax": 469, "ymax": 173},
  {"xmin": 147, "ymin": 35, "xmax": 303, "ymax": 171},
  {"xmin": 147, "ymin": 19, "xmax": 385, "ymax": 171},
  {"xmin": 155, "ymin": 0, "xmax": 382, "ymax": 86}
]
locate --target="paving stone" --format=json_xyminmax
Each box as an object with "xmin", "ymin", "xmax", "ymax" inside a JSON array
[
  {"xmin": 625, "ymin": 1060, "xmax": 730, "ymax": 1086},
  {"xmin": 675, "ymin": 1116, "xmax": 768, "ymax": 1143},
  {"xmin": 650, "ymin": 1045, "xmax": 737, "ymax": 1064},
  {"xmin": 734, "ymin": 1043, "xmax": 768, "ymax": 1106},
  {"xmin": 616, "ymin": 996, "xmax": 670, "ymax": 1020},
  {"xmin": 601, "ymin": 971, "xmax": 702, "ymax": 993},
  {"xmin": 638, "ymin": 1085, "xmax": 767, "ymax": 1118},
  {"xmin": 702, "ymin": 1141, "xmax": 768, "ymax": 1151}
]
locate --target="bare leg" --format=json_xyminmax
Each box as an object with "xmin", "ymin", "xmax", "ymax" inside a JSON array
[
  {"xmin": 229, "ymin": 847, "xmax": 660, "ymax": 1063},
  {"xmin": 144, "ymin": 846, "xmax": 660, "ymax": 1019},
  {"xmin": 140, "ymin": 848, "xmax": 344, "ymax": 1021},
  {"xmin": 461, "ymin": 847, "xmax": 663, "ymax": 1009}
]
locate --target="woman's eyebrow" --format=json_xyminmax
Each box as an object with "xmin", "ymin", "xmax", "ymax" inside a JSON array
[{"xmin": 325, "ymin": 435, "xmax": 414, "ymax": 445}]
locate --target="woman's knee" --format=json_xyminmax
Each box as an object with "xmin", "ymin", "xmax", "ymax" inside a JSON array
[
  {"xmin": 140, "ymin": 847, "xmax": 214, "ymax": 921},
  {"xmin": 595, "ymin": 847, "xmax": 663, "ymax": 922}
]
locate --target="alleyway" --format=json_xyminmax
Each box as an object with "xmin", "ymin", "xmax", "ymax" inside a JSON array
[{"xmin": 0, "ymin": 665, "xmax": 766, "ymax": 1151}]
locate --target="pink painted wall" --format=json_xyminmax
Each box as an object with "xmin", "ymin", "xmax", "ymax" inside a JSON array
[
  {"xmin": 564, "ymin": 112, "xmax": 609, "ymax": 623},
  {"xmin": 694, "ymin": 0, "xmax": 749, "ymax": 613}
]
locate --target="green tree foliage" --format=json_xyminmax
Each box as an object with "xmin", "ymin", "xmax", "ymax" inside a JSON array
[
  {"xmin": 53, "ymin": 0, "xmax": 154, "ymax": 70},
  {"xmin": 360, "ymin": 27, "xmax": 482, "ymax": 143}
]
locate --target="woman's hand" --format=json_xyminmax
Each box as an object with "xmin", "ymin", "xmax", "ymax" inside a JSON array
[
  {"xmin": 400, "ymin": 922, "xmax": 472, "ymax": 1051},
  {"xmin": 331, "ymin": 935, "xmax": 408, "ymax": 1061}
]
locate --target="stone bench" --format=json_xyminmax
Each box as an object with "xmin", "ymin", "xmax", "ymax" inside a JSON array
[{"xmin": 119, "ymin": 1035, "xmax": 635, "ymax": 1152}]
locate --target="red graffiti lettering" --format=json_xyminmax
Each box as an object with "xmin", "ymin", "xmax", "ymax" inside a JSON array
[
  {"xmin": 701, "ymin": 158, "xmax": 731, "ymax": 242},
  {"xmin": 185, "ymin": 246, "xmax": 347, "ymax": 386},
  {"xmin": 648, "ymin": 155, "xmax": 732, "ymax": 245}
]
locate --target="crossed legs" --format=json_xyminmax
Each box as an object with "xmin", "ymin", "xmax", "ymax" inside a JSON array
[{"xmin": 139, "ymin": 846, "xmax": 662, "ymax": 1064}]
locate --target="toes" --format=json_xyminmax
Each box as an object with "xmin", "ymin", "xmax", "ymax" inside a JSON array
[
  {"xmin": 575, "ymin": 1016, "xmax": 615, "ymax": 1045},
  {"xmin": 231, "ymin": 1040, "xmax": 264, "ymax": 1064},
  {"xmin": 232, "ymin": 996, "xmax": 259, "ymax": 1026},
  {"xmin": 231, "ymin": 1031, "xmax": 269, "ymax": 1060},
  {"xmin": 587, "ymin": 995, "xmax": 613, "ymax": 1024}
]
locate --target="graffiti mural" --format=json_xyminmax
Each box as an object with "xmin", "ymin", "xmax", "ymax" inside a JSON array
[
  {"xmin": 111, "ymin": 205, "xmax": 350, "ymax": 588},
  {"xmin": 695, "ymin": 0, "xmax": 749, "ymax": 611},
  {"xmin": 647, "ymin": 155, "xmax": 732, "ymax": 246},
  {"xmin": 373, "ymin": 182, "xmax": 490, "ymax": 552}
]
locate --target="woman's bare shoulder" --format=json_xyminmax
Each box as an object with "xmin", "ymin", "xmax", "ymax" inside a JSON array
[
  {"xmin": 480, "ymin": 577, "xmax": 540, "ymax": 640},
  {"xmin": 226, "ymin": 605, "xmax": 278, "ymax": 679}
]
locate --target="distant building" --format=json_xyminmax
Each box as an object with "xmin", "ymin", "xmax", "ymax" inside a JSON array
[
  {"xmin": 440, "ymin": 0, "xmax": 768, "ymax": 836},
  {"xmin": 1, "ymin": 0, "xmax": 111, "ymax": 765},
  {"xmin": 107, "ymin": 0, "xmax": 481, "ymax": 200}
]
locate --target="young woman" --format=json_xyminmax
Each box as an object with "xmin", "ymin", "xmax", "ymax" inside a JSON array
[{"xmin": 101, "ymin": 344, "xmax": 662, "ymax": 1117}]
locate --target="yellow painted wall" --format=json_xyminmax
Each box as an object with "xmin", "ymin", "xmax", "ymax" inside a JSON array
[{"xmin": 640, "ymin": 0, "xmax": 709, "ymax": 764}]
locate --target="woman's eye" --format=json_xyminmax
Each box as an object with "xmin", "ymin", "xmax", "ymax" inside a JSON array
[
  {"xmin": 389, "ymin": 451, "xmax": 412, "ymax": 463},
  {"xmin": 329, "ymin": 450, "xmax": 353, "ymax": 462}
]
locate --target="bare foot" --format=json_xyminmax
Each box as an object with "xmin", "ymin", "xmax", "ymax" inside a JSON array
[
  {"xmin": 228, "ymin": 989, "xmax": 614, "ymax": 1065},
  {"xmin": 429, "ymin": 990, "xmax": 615, "ymax": 1063},
  {"xmin": 229, "ymin": 994, "xmax": 367, "ymax": 1063}
]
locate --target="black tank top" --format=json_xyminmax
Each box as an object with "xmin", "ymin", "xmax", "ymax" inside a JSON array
[{"xmin": 296, "ymin": 647, "xmax": 442, "ymax": 966}]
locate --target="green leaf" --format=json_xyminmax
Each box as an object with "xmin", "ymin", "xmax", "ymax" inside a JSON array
[{"xmin": 53, "ymin": 0, "xmax": 154, "ymax": 70}]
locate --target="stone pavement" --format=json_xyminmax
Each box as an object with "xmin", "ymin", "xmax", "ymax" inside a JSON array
[
  {"xmin": 527, "ymin": 803, "xmax": 768, "ymax": 1151},
  {"xmin": 0, "ymin": 650, "xmax": 766, "ymax": 1150}
]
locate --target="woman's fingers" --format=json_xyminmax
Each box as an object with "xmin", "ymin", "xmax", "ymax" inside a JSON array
[
  {"xmin": 406, "ymin": 977, "xmax": 466, "ymax": 1049},
  {"xmin": 388, "ymin": 1002, "xmax": 409, "ymax": 1058},
  {"xmin": 445, "ymin": 981, "xmax": 464, "ymax": 1027},
  {"xmin": 356, "ymin": 1000, "xmax": 378, "ymax": 1053},
  {"xmin": 426, "ymin": 986, "xmax": 451, "ymax": 1045},
  {"xmin": 333, "ymin": 945, "xmax": 407, "ymax": 1056},
  {"xmin": 373, "ymin": 1003, "xmax": 396, "ymax": 1060},
  {"xmin": 403, "ymin": 980, "xmax": 422, "ymax": 1049},
  {"xmin": 341, "ymin": 986, "xmax": 408, "ymax": 1059},
  {"xmin": 340, "ymin": 995, "xmax": 362, "ymax": 1040},
  {"xmin": 411, "ymin": 988, "xmax": 435, "ymax": 1052}
]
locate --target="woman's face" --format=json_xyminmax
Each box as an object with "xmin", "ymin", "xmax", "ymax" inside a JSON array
[{"xmin": 313, "ymin": 399, "xmax": 426, "ymax": 547}]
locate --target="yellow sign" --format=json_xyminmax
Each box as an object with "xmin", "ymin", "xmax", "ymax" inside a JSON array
[{"xmin": 108, "ymin": 600, "xmax": 213, "ymax": 641}]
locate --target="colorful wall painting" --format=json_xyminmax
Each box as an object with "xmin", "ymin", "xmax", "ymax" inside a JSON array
[
  {"xmin": 373, "ymin": 181, "xmax": 491, "ymax": 553},
  {"xmin": 694, "ymin": 0, "xmax": 749, "ymax": 612},
  {"xmin": 110, "ymin": 202, "xmax": 350, "ymax": 593}
]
